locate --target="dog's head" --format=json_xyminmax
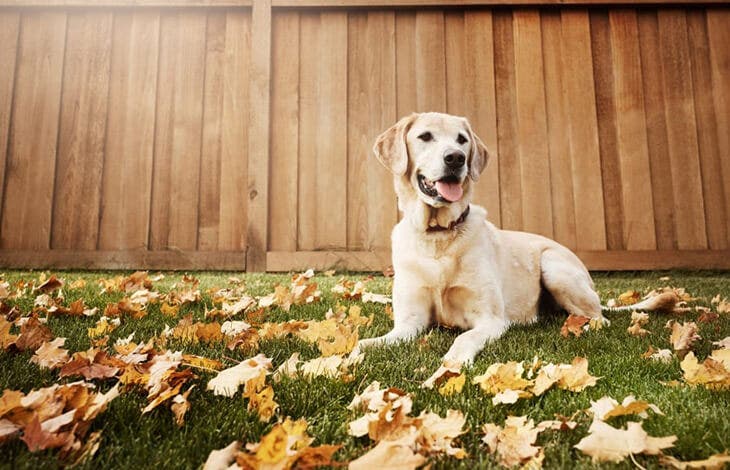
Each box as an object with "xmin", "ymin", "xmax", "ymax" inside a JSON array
[{"xmin": 373, "ymin": 112, "xmax": 490, "ymax": 209}]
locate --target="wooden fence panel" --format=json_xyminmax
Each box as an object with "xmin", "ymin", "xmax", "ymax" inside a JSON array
[{"xmin": 0, "ymin": 2, "xmax": 728, "ymax": 271}]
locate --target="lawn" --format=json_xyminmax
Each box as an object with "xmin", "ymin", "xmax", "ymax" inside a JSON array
[{"xmin": 1, "ymin": 270, "xmax": 729, "ymax": 469}]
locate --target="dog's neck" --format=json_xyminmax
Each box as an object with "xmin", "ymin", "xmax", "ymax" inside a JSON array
[{"xmin": 426, "ymin": 204, "xmax": 470, "ymax": 232}]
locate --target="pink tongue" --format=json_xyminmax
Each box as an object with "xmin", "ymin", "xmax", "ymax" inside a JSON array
[{"xmin": 435, "ymin": 181, "xmax": 463, "ymax": 202}]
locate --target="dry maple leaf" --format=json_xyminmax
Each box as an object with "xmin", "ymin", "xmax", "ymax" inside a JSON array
[
  {"xmin": 15, "ymin": 316, "xmax": 54, "ymax": 351},
  {"xmin": 242, "ymin": 371, "xmax": 278, "ymax": 422},
  {"xmin": 680, "ymin": 350, "xmax": 730, "ymax": 390},
  {"xmin": 203, "ymin": 441, "xmax": 240, "ymax": 470},
  {"xmin": 712, "ymin": 337, "xmax": 730, "ymax": 349},
  {"xmin": 171, "ymin": 386, "xmax": 194, "ymax": 427},
  {"xmin": 88, "ymin": 317, "xmax": 120, "ymax": 338},
  {"xmin": 60, "ymin": 349, "xmax": 121, "ymax": 380},
  {"xmin": 627, "ymin": 312, "xmax": 651, "ymax": 337},
  {"xmin": 20, "ymin": 414, "xmax": 74, "ymax": 451},
  {"xmin": 482, "ymin": 416, "xmax": 544, "ymax": 468},
  {"xmin": 574, "ymin": 420, "xmax": 676, "ymax": 463},
  {"xmin": 31, "ymin": 338, "xmax": 69, "ymax": 370},
  {"xmin": 1, "ymin": 315, "xmax": 19, "ymax": 350},
  {"xmin": 641, "ymin": 345, "xmax": 673, "ymax": 363},
  {"xmin": 35, "ymin": 275, "xmax": 64, "ymax": 294},
  {"xmin": 589, "ymin": 395, "xmax": 662, "ymax": 421},
  {"xmin": 206, "ymin": 354, "xmax": 272, "ymax": 397},
  {"xmin": 666, "ymin": 321, "xmax": 701, "ymax": 357},
  {"xmin": 472, "ymin": 361, "xmax": 534, "ymax": 400},
  {"xmin": 659, "ymin": 452, "xmax": 730, "ymax": 469},
  {"xmin": 421, "ymin": 362, "xmax": 462, "ymax": 389},
  {"xmin": 561, "ymin": 314, "xmax": 590, "ymax": 338},
  {"xmin": 349, "ymin": 430, "xmax": 426, "ymax": 470},
  {"xmin": 438, "ymin": 374, "xmax": 466, "ymax": 397}
]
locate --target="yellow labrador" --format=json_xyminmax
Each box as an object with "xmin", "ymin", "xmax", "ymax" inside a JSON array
[{"xmin": 354, "ymin": 112, "xmax": 671, "ymax": 375}]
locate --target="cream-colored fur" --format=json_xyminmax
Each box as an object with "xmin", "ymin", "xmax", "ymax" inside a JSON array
[{"xmin": 353, "ymin": 112, "xmax": 607, "ymax": 372}]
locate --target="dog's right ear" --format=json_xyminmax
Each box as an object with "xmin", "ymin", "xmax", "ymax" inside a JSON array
[{"xmin": 372, "ymin": 113, "xmax": 418, "ymax": 176}]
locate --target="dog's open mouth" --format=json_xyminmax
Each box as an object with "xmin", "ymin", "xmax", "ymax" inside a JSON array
[{"xmin": 417, "ymin": 174, "xmax": 464, "ymax": 203}]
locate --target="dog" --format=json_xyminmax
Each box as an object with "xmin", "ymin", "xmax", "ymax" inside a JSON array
[{"xmin": 354, "ymin": 112, "xmax": 674, "ymax": 378}]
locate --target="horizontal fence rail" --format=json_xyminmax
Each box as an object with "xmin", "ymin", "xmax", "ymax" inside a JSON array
[{"xmin": 0, "ymin": 0, "xmax": 728, "ymax": 271}]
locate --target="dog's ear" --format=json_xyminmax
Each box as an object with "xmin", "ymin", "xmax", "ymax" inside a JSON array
[
  {"xmin": 465, "ymin": 120, "xmax": 491, "ymax": 182},
  {"xmin": 372, "ymin": 113, "xmax": 417, "ymax": 176}
]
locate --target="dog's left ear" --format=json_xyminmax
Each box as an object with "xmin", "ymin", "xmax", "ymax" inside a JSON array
[
  {"xmin": 372, "ymin": 113, "xmax": 418, "ymax": 176},
  {"xmin": 465, "ymin": 120, "xmax": 491, "ymax": 182}
]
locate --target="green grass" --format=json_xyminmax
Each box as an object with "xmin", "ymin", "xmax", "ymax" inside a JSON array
[{"xmin": 1, "ymin": 270, "xmax": 729, "ymax": 469}]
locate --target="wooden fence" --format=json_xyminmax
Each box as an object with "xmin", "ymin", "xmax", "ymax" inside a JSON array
[{"xmin": 0, "ymin": 0, "xmax": 728, "ymax": 271}]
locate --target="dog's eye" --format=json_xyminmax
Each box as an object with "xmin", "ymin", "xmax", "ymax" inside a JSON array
[
  {"xmin": 418, "ymin": 132, "xmax": 433, "ymax": 142},
  {"xmin": 457, "ymin": 134, "xmax": 468, "ymax": 145}
]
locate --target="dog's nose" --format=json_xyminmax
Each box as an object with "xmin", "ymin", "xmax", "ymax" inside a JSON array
[{"xmin": 444, "ymin": 152, "xmax": 466, "ymax": 169}]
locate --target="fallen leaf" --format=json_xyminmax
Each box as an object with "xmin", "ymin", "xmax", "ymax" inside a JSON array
[
  {"xmin": 482, "ymin": 416, "xmax": 544, "ymax": 468},
  {"xmin": 31, "ymin": 338, "xmax": 69, "ymax": 370},
  {"xmin": 561, "ymin": 314, "xmax": 590, "ymax": 338},
  {"xmin": 203, "ymin": 441, "xmax": 240, "ymax": 470},
  {"xmin": 574, "ymin": 420, "xmax": 676, "ymax": 463},
  {"xmin": 60, "ymin": 349, "xmax": 120, "ymax": 380},
  {"xmin": 642, "ymin": 346, "xmax": 673, "ymax": 363},
  {"xmin": 206, "ymin": 354, "xmax": 272, "ymax": 397},
  {"xmin": 171, "ymin": 386, "xmax": 194, "ymax": 427},
  {"xmin": 618, "ymin": 290, "xmax": 642, "ymax": 306},
  {"xmin": 711, "ymin": 337, "xmax": 730, "ymax": 349},
  {"xmin": 20, "ymin": 415, "xmax": 73, "ymax": 451},
  {"xmin": 438, "ymin": 374, "xmax": 466, "ymax": 397},
  {"xmin": 15, "ymin": 316, "xmax": 54, "ymax": 351},
  {"xmin": 589, "ymin": 395, "xmax": 662, "ymax": 421},
  {"xmin": 627, "ymin": 312, "xmax": 651, "ymax": 337},
  {"xmin": 680, "ymin": 351, "xmax": 730, "ymax": 390},
  {"xmin": 666, "ymin": 321, "xmax": 701, "ymax": 357},
  {"xmin": 349, "ymin": 431, "xmax": 425, "ymax": 470}
]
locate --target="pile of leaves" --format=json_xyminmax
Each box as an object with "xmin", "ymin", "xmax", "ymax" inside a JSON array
[{"xmin": 1, "ymin": 271, "xmax": 730, "ymax": 469}]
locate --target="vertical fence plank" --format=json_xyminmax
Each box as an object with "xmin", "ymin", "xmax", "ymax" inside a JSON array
[
  {"xmin": 269, "ymin": 10, "xmax": 299, "ymax": 252},
  {"xmin": 0, "ymin": 12, "xmax": 20, "ymax": 230},
  {"xmin": 590, "ymin": 10, "xmax": 623, "ymax": 251},
  {"xmin": 513, "ymin": 10, "xmax": 552, "ymax": 238},
  {"xmin": 609, "ymin": 10, "xmax": 656, "ymax": 250},
  {"xmin": 98, "ymin": 11, "xmax": 159, "ymax": 250},
  {"xmin": 315, "ymin": 11, "xmax": 348, "ymax": 250},
  {"xmin": 1, "ymin": 11, "xmax": 66, "ymax": 250},
  {"xmin": 706, "ymin": 9, "xmax": 730, "ymax": 247},
  {"xmin": 541, "ymin": 11, "xmax": 576, "ymax": 249},
  {"xmin": 562, "ymin": 10, "xmax": 606, "ymax": 251},
  {"xmin": 297, "ymin": 12, "xmax": 318, "ymax": 251},
  {"xmin": 464, "ymin": 10, "xmax": 500, "ymax": 226},
  {"xmin": 637, "ymin": 11, "xmax": 676, "ymax": 250},
  {"xmin": 444, "ymin": 11, "xmax": 465, "ymax": 116},
  {"xmin": 415, "ymin": 10, "xmax": 446, "ymax": 111},
  {"xmin": 687, "ymin": 10, "xmax": 727, "ymax": 249},
  {"xmin": 150, "ymin": 11, "xmax": 207, "ymax": 251},
  {"xmin": 246, "ymin": 0, "xmax": 269, "ymax": 269},
  {"xmin": 348, "ymin": 12, "xmax": 397, "ymax": 251},
  {"xmin": 218, "ymin": 10, "xmax": 250, "ymax": 252},
  {"xmin": 52, "ymin": 11, "xmax": 112, "ymax": 250},
  {"xmin": 658, "ymin": 9, "xmax": 707, "ymax": 250},
  {"xmin": 198, "ymin": 12, "xmax": 225, "ymax": 251},
  {"xmin": 395, "ymin": 11, "xmax": 416, "ymax": 117},
  {"xmin": 493, "ymin": 10, "xmax": 521, "ymax": 231}
]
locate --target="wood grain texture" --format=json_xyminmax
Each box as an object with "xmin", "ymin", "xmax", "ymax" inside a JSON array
[
  {"xmin": 269, "ymin": 10, "xmax": 300, "ymax": 252},
  {"xmin": 0, "ymin": 12, "xmax": 20, "ymax": 231},
  {"xmin": 315, "ymin": 11, "xmax": 348, "ymax": 250},
  {"xmin": 218, "ymin": 10, "xmax": 250, "ymax": 252},
  {"xmin": 150, "ymin": 11, "xmax": 207, "ymax": 251},
  {"xmin": 1, "ymin": 11, "xmax": 66, "ymax": 250},
  {"xmin": 493, "ymin": 10, "xmax": 522, "ymax": 231},
  {"xmin": 98, "ymin": 11, "xmax": 159, "ymax": 250},
  {"xmin": 52, "ymin": 11, "xmax": 112, "ymax": 250},
  {"xmin": 347, "ymin": 11, "xmax": 397, "ymax": 250},
  {"xmin": 246, "ymin": 0, "xmax": 270, "ymax": 270},
  {"xmin": 415, "ymin": 10, "xmax": 446, "ymax": 111},
  {"xmin": 705, "ymin": 9, "xmax": 730, "ymax": 248},
  {"xmin": 463, "ymin": 10, "xmax": 500, "ymax": 226},
  {"xmin": 395, "ymin": 11, "xmax": 417, "ymax": 117},
  {"xmin": 197, "ymin": 12, "xmax": 225, "ymax": 251},
  {"xmin": 512, "ymin": 9, "xmax": 552, "ymax": 238},
  {"xmin": 561, "ymin": 10, "xmax": 606, "ymax": 250},
  {"xmin": 637, "ymin": 10, "xmax": 676, "ymax": 250},
  {"xmin": 541, "ymin": 11, "xmax": 576, "ymax": 249},
  {"xmin": 609, "ymin": 9, "xmax": 656, "ymax": 250},
  {"xmin": 657, "ymin": 9, "xmax": 707, "ymax": 250},
  {"xmin": 687, "ymin": 10, "xmax": 727, "ymax": 249},
  {"xmin": 590, "ymin": 10, "xmax": 623, "ymax": 250}
]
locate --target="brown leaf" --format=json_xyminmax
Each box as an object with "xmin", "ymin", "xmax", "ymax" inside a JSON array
[
  {"xmin": 36, "ymin": 275, "xmax": 64, "ymax": 294},
  {"xmin": 666, "ymin": 321, "xmax": 701, "ymax": 357},
  {"xmin": 60, "ymin": 349, "xmax": 120, "ymax": 380},
  {"xmin": 20, "ymin": 415, "xmax": 74, "ymax": 452},
  {"xmin": 31, "ymin": 338, "xmax": 69, "ymax": 370},
  {"xmin": 482, "ymin": 416, "xmax": 544, "ymax": 468},
  {"xmin": 0, "ymin": 316, "xmax": 18, "ymax": 350},
  {"xmin": 561, "ymin": 314, "xmax": 590, "ymax": 338},
  {"xmin": 660, "ymin": 452, "xmax": 730, "ymax": 470},
  {"xmin": 15, "ymin": 316, "xmax": 54, "ymax": 351}
]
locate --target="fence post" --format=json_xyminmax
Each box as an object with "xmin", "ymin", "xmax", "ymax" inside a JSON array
[{"xmin": 246, "ymin": 0, "xmax": 271, "ymax": 271}]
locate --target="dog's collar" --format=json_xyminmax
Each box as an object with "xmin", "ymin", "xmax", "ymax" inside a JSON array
[{"xmin": 426, "ymin": 205, "xmax": 470, "ymax": 233}]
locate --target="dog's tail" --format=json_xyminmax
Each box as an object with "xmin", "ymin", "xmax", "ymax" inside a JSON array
[{"xmin": 601, "ymin": 292, "xmax": 680, "ymax": 313}]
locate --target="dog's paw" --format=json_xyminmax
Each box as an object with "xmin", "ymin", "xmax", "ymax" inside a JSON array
[{"xmin": 582, "ymin": 317, "xmax": 611, "ymax": 331}]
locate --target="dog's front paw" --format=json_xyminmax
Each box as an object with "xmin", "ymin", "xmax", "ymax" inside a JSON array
[{"xmin": 582, "ymin": 316, "xmax": 611, "ymax": 331}]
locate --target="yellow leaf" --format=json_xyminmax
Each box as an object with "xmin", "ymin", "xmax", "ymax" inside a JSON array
[
  {"xmin": 574, "ymin": 420, "xmax": 676, "ymax": 463},
  {"xmin": 438, "ymin": 374, "xmax": 466, "ymax": 397}
]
